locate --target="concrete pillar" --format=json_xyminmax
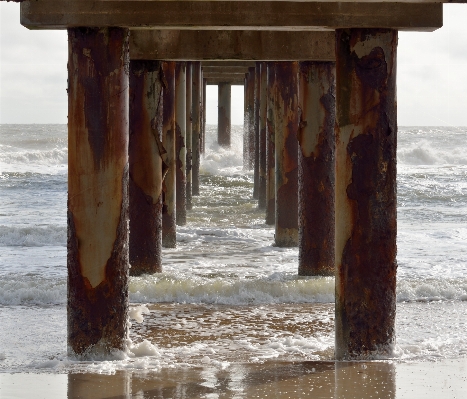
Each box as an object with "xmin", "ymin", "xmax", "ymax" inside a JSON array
[
  {"xmin": 243, "ymin": 74, "xmax": 249, "ymax": 169},
  {"xmin": 258, "ymin": 62, "xmax": 268, "ymax": 209},
  {"xmin": 335, "ymin": 29, "xmax": 397, "ymax": 360},
  {"xmin": 67, "ymin": 27, "xmax": 129, "ymax": 355},
  {"xmin": 218, "ymin": 82, "xmax": 231, "ymax": 147},
  {"xmin": 129, "ymin": 61, "xmax": 164, "ymax": 276},
  {"xmin": 246, "ymin": 67, "xmax": 256, "ymax": 170},
  {"xmin": 253, "ymin": 63, "xmax": 260, "ymax": 199},
  {"xmin": 186, "ymin": 62, "xmax": 193, "ymax": 210},
  {"xmin": 175, "ymin": 62, "xmax": 187, "ymax": 226},
  {"xmin": 161, "ymin": 61, "xmax": 177, "ymax": 248},
  {"xmin": 265, "ymin": 62, "xmax": 276, "ymax": 226},
  {"xmin": 298, "ymin": 62, "xmax": 336, "ymax": 276},
  {"xmin": 202, "ymin": 78, "xmax": 207, "ymax": 154},
  {"xmin": 274, "ymin": 62, "xmax": 299, "ymax": 247},
  {"xmin": 192, "ymin": 61, "xmax": 201, "ymax": 196}
]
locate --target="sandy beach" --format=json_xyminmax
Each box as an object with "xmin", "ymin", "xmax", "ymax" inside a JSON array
[{"xmin": 1, "ymin": 359, "xmax": 466, "ymax": 398}]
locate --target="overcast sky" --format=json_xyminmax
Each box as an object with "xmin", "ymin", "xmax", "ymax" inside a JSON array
[{"xmin": 1, "ymin": 3, "xmax": 466, "ymax": 126}]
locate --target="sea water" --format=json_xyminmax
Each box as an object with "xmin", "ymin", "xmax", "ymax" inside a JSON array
[{"xmin": 0, "ymin": 124, "xmax": 466, "ymax": 374}]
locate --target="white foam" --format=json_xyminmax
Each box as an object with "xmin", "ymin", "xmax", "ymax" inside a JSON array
[
  {"xmin": 0, "ymin": 224, "xmax": 66, "ymax": 247},
  {"xmin": 0, "ymin": 276, "xmax": 66, "ymax": 305},
  {"xmin": 129, "ymin": 304, "xmax": 150, "ymax": 324}
]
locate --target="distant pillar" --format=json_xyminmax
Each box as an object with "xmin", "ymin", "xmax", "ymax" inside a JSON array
[
  {"xmin": 186, "ymin": 62, "xmax": 193, "ymax": 210},
  {"xmin": 298, "ymin": 62, "xmax": 336, "ymax": 276},
  {"xmin": 274, "ymin": 62, "xmax": 299, "ymax": 247},
  {"xmin": 67, "ymin": 27, "xmax": 129, "ymax": 355},
  {"xmin": 335, "ymin": 29, "xmax": 398, "ymax": 360},
  {"xmin": 192, "ymin": 61, "xmax": 201, "ymax": 196},
  {"xmin": 253, "ymin": 63, "xmax": 260, "ymax": 199},
  {"xmin": 161, "ymin": 61, "xmax": 177, "ymax": 248},
  {"xmin": 129, "ymin": 61, "xmax": 164, "ymax": 276},
  {"xmin": 202, "ymin": 78, "xmax": 207, "ymax": 154},
  {"xmin": 265, "ymin": 62, "xmax": 276, "ymax": 225},
  {"xmin": 258, "ymin": 62, "xmax": 268, "ymax": 209},
  {"xmin": 218, "ymin": 82, "xmax": 231, "ymax": 147},
  {"xmin": 246, "ymin": 67, "xmax": 256, "ymax": 170},
  {"xmin": 175, "ymin": 62, "xmax": 187, "ymax": 226}
]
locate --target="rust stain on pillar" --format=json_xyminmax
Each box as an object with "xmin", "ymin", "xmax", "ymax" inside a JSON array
[
  {"xmin": 67, "ymin": 27, "xmax": 129, "ymax": 355},
  {"xmin": 335, "ymin": 29, "xmax": 398, "ymax": 360},
  {"xmin": 162, "ymin": 61, "xmax": 177, "ymax": 248},
  {"xmin": 129, "ymin": 60, "xmax": 164, "ymax": 276},
  {"xmin": 175, "ymin": 62, "xmax": 187, "ymax": 226},
  {"xmin": 192, "ymin": 61, "xmax": 202, "ymax": 196},
  {"xmin": 253, "ymin": 63, "xmax": 260, "ymax": 199},
  {"xmin": 218, "ymin": 82, "xmax": 231, "ymax": 147},
  {"xmin": 298, "ymin": 62, "xmax": 336, "ymax": 277},
  {"xmin": 274, "ymin": 62, "xmax": 299, "ymax": 247},
  {"xmin": 186, "ymin": 62, "xmax": 193, "ymax": 210},
  {"xmin": 265, "ymin": 62, "xmax": 276, "ymax": 225},
  {"xmin": 247, "ymin": 67, "xmax": 256, "ymax": 170},
  {"xmin": 258, "ymin": 62, "xmax": 268, "ymax": 209}
]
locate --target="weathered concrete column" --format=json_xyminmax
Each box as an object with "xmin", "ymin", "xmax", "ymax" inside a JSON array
[
  {"xmin": 202, "ymin": 78, "xmax": 207, "ymax": 154},
  {"xmin": 175, "ymin": 62, "xmax": 187, "ymax": 226},
  {"xmin": 265, "ymin": 62, "xmax": 276, "ymax": 225},
  {"xmin": 335, "ymin": 29, "xmax": 397, "ymax": 360},
  {"xmin": 298, "ymin": 62, "xmax": 336, "ymax": 276},
  {"xmin": 129, "ymin": 61, "xmax": 164, "ymax": 277},
  {"xmin": 253, "ymin": 63, "xmax": 260, "ymax": 199},
  {"xmin": 192, "ymin": 61, "xmax": 201, "ymax": 196},
  {"xmin": 274, "ymin": 62, "xmax": 299, "ymax": 247},
  {"xmin": 258, "ymin": 62, "xmax": 268, "ymax": 209},
  {"xmin": 218, "ymin": 82, "xmax": 231, "ymax": 147},
  {"xmin": 67, "ymin": 27, "xmax": 129, "ymax": 355},
  {"xmin": 246, "ymin": 67, "xmax": 256, "ymax": 170},
  {"xmin": 161, "ymin": 61, "xmax": 177, "ymax": 248},
  {"xmin": 243, "ymin": 74, "xmax": 249, "ymax": 169},
  {"xmin": 186, "ymin": 62, "xmax": 193, "ymax": 210}
]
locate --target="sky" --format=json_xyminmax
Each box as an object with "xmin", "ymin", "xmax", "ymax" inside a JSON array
[{"xmin": 1, "ymin": 3, "xmax": 467, "ymax": 126}]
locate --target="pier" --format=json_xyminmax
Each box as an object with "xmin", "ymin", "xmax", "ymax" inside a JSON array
[{"xmin": 13, "ymin": 0, "xmax": 449, "ymax": 360}]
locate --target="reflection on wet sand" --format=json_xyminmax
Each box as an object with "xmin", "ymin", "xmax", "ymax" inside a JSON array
[{"xmin": 67, "ymin": 361, "xmax": 395, "ymax": 399}]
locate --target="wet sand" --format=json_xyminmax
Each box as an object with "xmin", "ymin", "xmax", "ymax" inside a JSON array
[{"xmin": 1, "ymin": 359, "xmax": 466, "ymax": 398}]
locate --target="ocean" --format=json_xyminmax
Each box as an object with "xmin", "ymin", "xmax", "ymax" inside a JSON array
[{"xmin": 0, "ymin": 124, "xmax": 466, "ymax": 376}]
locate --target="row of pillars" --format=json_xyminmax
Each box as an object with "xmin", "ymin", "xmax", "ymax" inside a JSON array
[{"xmin": 67, "ymin": 26, "xmax": 397, "ymax": 362}]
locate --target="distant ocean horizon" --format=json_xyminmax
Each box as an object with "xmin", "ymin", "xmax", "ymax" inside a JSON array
[{"xmin": 0, "ymin": 124, "xmax": 466, "ymax": 373}]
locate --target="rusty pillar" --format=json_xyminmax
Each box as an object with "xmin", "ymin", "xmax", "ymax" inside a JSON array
[
  {"xmin": 258, "ymin": 62, "xmax": 268, "ymax": 209},
  {"xmin": 335, "ymin": 29, "xmax": 398, "ymax": 360},
  {"xmin": 192, "ymin": 61, "xmax": 201, "ymax": 196},
  {"xmin": 129, "ymin": 61, "xmax": 164, "ymax": 277},
  {"xmin": 186, "ymin": 62, "xmax": 193, "ymax": 210},
  {"xmin": 202, "ymin": 78, "xmax": 207, "ymax": 154},
  {"xmin": 247, "ymin": 67, "xmax": 256, "ymax": 170},
  {"xmin": 175, "ymin": 62, "xmax": 187, "ymax": 226},
  {"xmin": 161, "ymin": 61, "xmax": 177, "ymax": 248},
  {"xmin": 265, "ymin": 62, "xmax": 276, "ymax": 226},
  {"xmin": 274, "ymin": 62, "xmax": 299, "ymax": 247},
  {"xmin": 253, "ymin": 63, "xmax": 260, "ymax": 199},
  {"xmin": 298, "ymin": 62, "xmax": 336, "ymax": 276},
  {"xmin": 243, "ymin": 74, "xmax": 249, "ymax": 169},
  {"xmin": 218, "ymin": 82, "xmax": 231, "ymax": 147},
  {"xmin": 67, "ymin": 27, "xmax": 129, "ymax": 355}
]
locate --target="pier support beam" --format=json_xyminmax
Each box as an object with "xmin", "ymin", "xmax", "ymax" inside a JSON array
[
  {"xmin": 274, "ymin": 62, "xmax": 299, "ymax": 247},
  {"xmin": 192, "ymin": 61, "xmax": 202, "ymax": 196},
  {"xmin": 258, "ymin": 62, "xmax": 268, "ymax": 209},
  {"xmin": 218, "ymin": 82, "xmax": 231, "ymax": 147},
  {"xmin": 265, "ymin": 62, "xmax": 276, "ymax": 225},
  {"xmin": 253, "ymin": 64, "xmax": 260, "ymax": 199},
  {"xmin": 162, "ymin": 61, "xmax": 177, "ymax": 248},
  {"xmin": 67, "ymin": 27, "xmax": 129, "ymax": 355},
  {"xmin": 186, "ymin": 62, "xmax": 193, "ymax": 210},
  {"xmin": 129, "ymin": 61, "xmax": 164, "ymax": 276},
  {"xmin": 335, "ymin": 29, "xmax": 398, "ymax": 360},
  {"xmin": 175, "ymin": 62, "xmax": 187, "ymax": 226},
  {"xmin": 298, "ymin": 61, "xmax": 336, "ymax": 276},
  {"xmin": 246, "ymin": 67, "xmax": 256, "ymax": 170}
]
